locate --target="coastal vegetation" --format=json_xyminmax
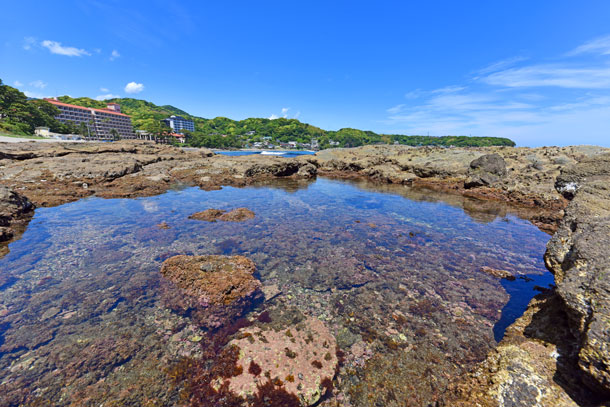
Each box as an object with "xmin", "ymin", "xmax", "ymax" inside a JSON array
[
  {"xmin": 1, "ymin": 80, "xmax": 515, "ymax": 148},
  {"xmin": 56, "ymin": 95, "xmax": 516, "ymax": 149},
  {"xmin": 0, "ymin": 80, "xmax": 77, "ymax": 136}
]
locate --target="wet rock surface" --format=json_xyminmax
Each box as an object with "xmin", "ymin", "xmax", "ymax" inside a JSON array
[
  {"xmin": 160, "ymin": 255, "xmax": 263, "ymax": 328},
  {"xmin": 189, "ymin": 207, "xmax": 255, "ymax": 222},
  {"xmin": 225, "ymin": 316, "xmax": 338, "ymax": 405}
]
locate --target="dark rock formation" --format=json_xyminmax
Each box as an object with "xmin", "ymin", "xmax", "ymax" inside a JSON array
[
  {"xmin": 160, "ymin": 255, "xmax": 262, "ymax": 328},
  {"xmin": 0, "ymin": 186, "xmax": 35, "ymax": 244},
  {"xmin": 545, "ymin": 152, "xmax": 610, "ymax": 396},
  {"xmin": 465, "ymin": 153, "xmax": 507, "ymax": 188}
]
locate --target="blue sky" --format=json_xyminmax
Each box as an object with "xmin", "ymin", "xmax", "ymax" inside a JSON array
[{"xmin": 2, "ymin": 1, "xmax": 610, "ymax": 146}]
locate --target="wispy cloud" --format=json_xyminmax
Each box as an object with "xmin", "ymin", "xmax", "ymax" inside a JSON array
[
  {"xmin": 100, "ymin": 87, "xmax": 109, "ymax": 93},
  {"xmin": 385, "ymin": 34, "xmax": 610, "ymax": 146},
  {"xmin": 404, "ymin": 85, "xmax": 465, "ymax": 100},
  {"xmin": 24, "ymin": 90, "xmax": 52, "ymax": 99},
  {"xmin": 95, "ymin": 93, "xmax": 121, "ymax": 101},
  {"xmin": 29, "ymin": 80, "xmax": 47, "ymax": 89},
  {"xmin": 482, "ymin": 65, "xmax": 610, "ymax": 89},
  {"xmin": 13, "ymin": 80, "xmax": 23, "ymax": 87},
  {"xmin": 124, "ymin": 82, "xmax": 144, "ymax": 94},
  {"xmin": 41, "ymin": 40, "xmax": 91, "ymax": 57},
  {"xmin": 387, "ymin": 104, "xmax": 406, "ymax": 114},
  {"xmin": 269, "ymin": 114, "xmax": 279, "ymax": 120},
  {"xmin": 110, "ymin": 50, "xmax": 120, "ymax": 61},
  {"xmin": 474, "ymin": 56, "xmax": 529, "ymax": 76},
  {"xmin": 566, "ymin": 34, "xmax": 610, "ymax": 56},
  {"xmin": 23, "ymin": 37, "xmax": 36, "ymax": 51}
]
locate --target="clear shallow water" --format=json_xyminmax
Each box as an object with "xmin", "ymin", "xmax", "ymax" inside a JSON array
[{"xmin": 0, "ymin": 178, "xmax": 550, "ymax": 406}]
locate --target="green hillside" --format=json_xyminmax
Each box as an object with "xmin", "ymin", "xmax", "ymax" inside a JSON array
[{"xmin": 51, "ymin": 95, "xmax": 516, "ymax": 149}]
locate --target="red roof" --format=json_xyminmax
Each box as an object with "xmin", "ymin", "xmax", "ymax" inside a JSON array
[
  {"xmin": 170, "ymin": 133, "xmax": 185, "ymax": 138},
  {"xmin": 44, "ymin": 99, "xmax": 131, "ymax": 117}
]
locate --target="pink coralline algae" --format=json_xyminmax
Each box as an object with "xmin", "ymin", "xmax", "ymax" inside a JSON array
[
  {"xmin": 219, "ymin": 317, "xmax": 338, "ymax": 406},
  {"xmin": 160, "ymin": 255, "xmax": 263, "ymax": 328}
]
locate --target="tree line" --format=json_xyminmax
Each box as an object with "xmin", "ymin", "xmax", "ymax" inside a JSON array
[{"xmin": 2, "ymin": 84, "xmax": 516, "ymax": 148}]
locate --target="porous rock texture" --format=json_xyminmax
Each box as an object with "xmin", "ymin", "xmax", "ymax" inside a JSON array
[
  {"xmin": 224, "ymin": 316, "xmax": 338, "ymax": 406},
  {"xmin": 443, "ymin": 152, "xmax": 610, "ymax": 407},
  {"xmin": 545, "ymin": 152, "xmax": 610, "ymax": 396},
  {"xmin": 160, "ymin": 255, "xmax": 262, "ymax": 328},
  {"xmin": 0, "ymin": 186, "xmax": 34, "ymax": 256}
]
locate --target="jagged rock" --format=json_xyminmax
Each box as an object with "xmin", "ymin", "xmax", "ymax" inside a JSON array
[
  {"xmin": 465, "ymin": 154, "xmax": 507, "ymax": 188},
  {"xmin": 0, "ymin": 186, "xmax": 35, "ymax": 242},
  {"xmin": 296, "ymin": 163, "xmax": 317, "ymax": 178},
  {"xmin": 470, "ymin": 153, "xmax": 508, "ymax": 177},
  {"xmin": 545, "ymin": 152, "xmax": 610, "ymax": 396},
  {"xmin": 160, "ymin": 255, "xmax": 262, "ymax": 328},
  {"xmin": 0, "ymin": 186, "xmax": 34, "ymax": 226}
]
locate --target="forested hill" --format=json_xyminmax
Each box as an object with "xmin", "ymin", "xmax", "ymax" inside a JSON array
[{"xmin": 56, "ymin": 95, "xmax": 516, "ymax": 149}]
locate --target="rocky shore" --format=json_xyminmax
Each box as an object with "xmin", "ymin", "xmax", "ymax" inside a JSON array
[{"xmin": 0, "ymin": 140, "xmax": 609, "ymax": 406}]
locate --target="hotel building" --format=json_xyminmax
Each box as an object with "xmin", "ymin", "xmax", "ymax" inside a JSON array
[
  {"xmin": 162, "ymin": 115, "xmax": 195, "ymax": 134},
  {"xmin": 45, "ymin": 99, "xmax": 135, "ymax": 140}
]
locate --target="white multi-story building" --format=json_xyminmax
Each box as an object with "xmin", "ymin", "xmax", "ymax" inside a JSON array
[
  {"xmin": 162, "ymin": 115, "xmax": 195, "ymax": 134},
  {"xmin": 45, "ymin": 99, "xmax": 135, "ymax": 140}
]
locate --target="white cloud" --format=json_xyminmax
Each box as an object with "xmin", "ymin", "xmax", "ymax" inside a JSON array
[
  {"xmin": 566, "ymin": 35, "xmax": 610, "ymax": 56},
  {"xmin": 23, "ymin": 37, "xmax": 36, "ymax": 50},
  {"xmin": 100, "ymin": 87, "xmax": 109, "ymax": 92},
  {"xmin": 384, "ymin": 34, "xmax": 610, "ymax": 146},
  {"xmin": 294, "ymin": 111, "xmax": 301, "ymax": 119},
  {"xmin": 268, "ymin": 114, "xmax": 279, "ymax": 120},
  {"xmin": 13, "ymin": 80, "xmax": 23, "ymax": 87},
  {"xmin": 482, "ymin": 65, "xmax": 610, "ymax": 89},
  {"xmin": 110, "ymin": 50, "xmax": 120, "ymax": 61},
  {"xmin": 95, "ymin": 93, "xmax": 121, "ymax": 101},
  {"xmin": 41, "ymin": 40, "xmax": 91, "ymax": 57},
  {"xmin": 124, "ymin": 82, "xmax": 144, "ymax": 93},
  {"xmin": 29, "ymin": 80, "xmax": 47, "ymax": 89},
  {"xmin": 23, "ymin": 90, "xmax": 52, "ymax": 99},
  {"xmin": 387, "ymin": 104, "xmax": 406, "ymax": 114},
  {"xmin": 281, "ymin": 107, "xmax": 290, "ymax": 118},
  {"xmin": 475, "ymin": 56, "xmax": 529, "ymax": 76},
  {"xmin": 404, "ymin": 86, "xmax": 465, "ymax": 100}
]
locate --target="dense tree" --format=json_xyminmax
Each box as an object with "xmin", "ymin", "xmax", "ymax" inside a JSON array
[
  {"xmin": 0, "ymin": 79, "xmax": 76, "ymax": 135},
  {"xmin": 54, "ymin": 94, "xmax": 516, "ymax": 148}
]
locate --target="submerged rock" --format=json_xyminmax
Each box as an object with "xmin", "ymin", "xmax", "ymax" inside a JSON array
[
  {"xmin": 480, "ymin": 266, "xmax": 516, "ymax": 281},
  {"xmin": 224, "ymin": 316, "xmax": 338, "ymax": 406},
  {"xmin": 160, "ymin": 255, "xmax": 262, "ymax": 328},
  {"xmin": 189, "ymin": 208, "xmax": 255, "ymax": 222},
  {"xmin": 219, "ymin": 208, "xmax": 255, "ymax": 222}
]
